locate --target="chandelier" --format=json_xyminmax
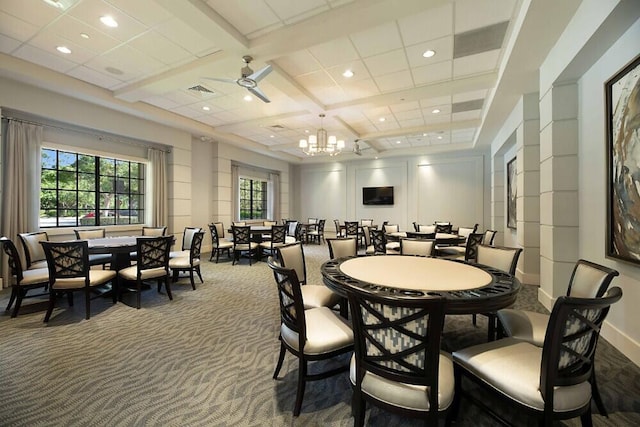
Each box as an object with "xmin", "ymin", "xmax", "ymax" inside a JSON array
[{"xmin": 299, "ymin": 114, "xmax": 345, "ymax": 156}]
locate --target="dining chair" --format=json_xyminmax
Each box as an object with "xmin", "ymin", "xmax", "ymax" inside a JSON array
[
  {"xmin": 400, "ymin": 238, "xmax": 435, "ymax": 256},
  {"xmin": 169, "ymin": 230, "xmax": 204, "ymax": 290},
  {"xmin": 437, "ymin": 232, "xmax": 484, "ymax": 261},
  {"xmin": 231, "ymin": 225, "xmax": 258, "ymax": 265},
  {"xmin": 170, "ymin": 226, "xmax": 202, "ymax": 258},
  {"xmin": 360, "ymin": 219, "xmax": 373, "ymax": 227},
  {"xmin": 497, "ymin": 259, "xmax": 619, "ymax": 416},
  {"xmin": 344, "ymin": 221, "xmax": 359, "ymax": 245},
  {"xmin": 417, "ymin": 224, "xmax": 437, "ymax": 233},
  {"xmin": 267, "ymin": 257, "xmax": 353, "ymax": 416},
  {"xmin": 1, "ymin": 237, "xmax": 49, "ymax": 318},
  {"xmin": 406, "ymin": 231, "xmax": 436, "ymax": 239},
  {"xmin": 276, "ymin": 242, "xmax": 343, "ymax": 312},
  {"xmin": 369, "ymin": 229, "xmax": 391, "ymax": 255},
  {"xmin": 347, "ymin": 287, "xmax": 453, "ymax": 426},
  {"xmin": 452, "ymin": 286, "xmax": 623, "ymax": 426},
  {"xmin": 482, "ymin": 229, "xmax": 497, "ymax": 246},
  {"xmin": 263, "ymin": 220, "xmax": 277, "ymax": 227},
  {"xmin": 327, "ymin": 238, "xmax": 357, "ymax": 259},
  {"xmin": 41, "ymin": 240, "xmax": 117, "ymax": 322},
  {"xmin": 208, "ymin": 222, "xmax": 233, "ymax": 263},
  {"xmin": 286, "ymin": 220, "xmax": 299, "ymax": 237},
  {"xmin": 363, "ymin": 226, "xmax": 375, "ymax": 254},
  {"xmin": 117, "ymin": 236, "xmax": 173, "ymax": 309},
  {"xmin": 434, "ymin": 222, "xmax": 453, "ymax": 233},
  {"xmin": 472, "ymin": 244, "xmax": 523, "ymax": 340},
  {"xmin": 73, "ymin": 228, "xmax": 111, "ymax": 268},
  {"xmin": 306, "ymin": 219, "xmax": 326, "ymax": 244},
  {"xmin": 18, "ymin": 231, "xmax": 49, "ymax": 270},
  {"xmin": 142, "ymin": 226, "xmax": 167, "ymax": 236},
  {"xmin": 382, "ymin": 223, "xmax": 399, "ymax": 233},
  {"xmin": 333, "ymin": 219, "xmax": 345, "ymax": 237},
  {"xmin": 259, "ymin": 224, "xmax": 289, "ymax": 258}
]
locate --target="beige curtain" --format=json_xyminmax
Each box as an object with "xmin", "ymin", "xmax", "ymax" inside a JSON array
[
  {"xmin": 1, "ymin": 119, "xmax": 43, "ymax": 288},
  {"xmin": 268, "ymin": 173, "xmax": 280, "ymax": 222},
  {"xmin": 148, "ymin": 148, "xmax": 168, "ymax": 229},
  {"xmin": 231, "ymin": 164, "xmax": 239, "ymax": 221}
]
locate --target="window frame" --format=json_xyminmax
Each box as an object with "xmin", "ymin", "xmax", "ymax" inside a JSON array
[
  {"xmin": 39, "ymin": 146, "xmax": 147, "ymax": 228},
  {"xmin": 238, "ymin": 175, "xmax": 268, "ymax": 221}
]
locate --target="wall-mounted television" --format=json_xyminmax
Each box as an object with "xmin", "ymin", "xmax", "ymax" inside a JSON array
[{"xmin": 362, "ymin": 186, "xmax": 394, "ymax": 205}]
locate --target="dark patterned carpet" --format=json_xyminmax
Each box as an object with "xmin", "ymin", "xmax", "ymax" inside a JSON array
[{"xmin": 0, "ymin": 242, "xmax": 638, "ymax": 426}]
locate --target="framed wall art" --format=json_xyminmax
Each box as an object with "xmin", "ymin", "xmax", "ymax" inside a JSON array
[
  {"xmin": 606, "ymin": 54, "xmax": 640, "ymax": 264},
  {"xmin": 507, "ymin": 157, "xmax": 517, "ymax": 229}
]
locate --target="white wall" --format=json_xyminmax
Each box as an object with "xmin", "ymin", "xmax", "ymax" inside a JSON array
[
  {"xmin": 578, "ymin": 18, "xmax": 640, "ymax": 365},
  {"xmin": 298, "ymin": 151, "xmax": 489, "ymax": 234}
]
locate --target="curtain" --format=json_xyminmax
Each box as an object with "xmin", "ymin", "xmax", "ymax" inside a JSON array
[
  {"xmin": 268, "ymin": 173, "xmax": 280, "ymax": 222},
  {"xmin": 148, "ymin": 148, "xmax": 168, "ymax": 229},
  {"xmin": 231, "ymin": 164, "xmax": 239, "ymax": 221},
  {"xmin": 0, "ymin": 119, "xmax": 43, "ymax": 288}
]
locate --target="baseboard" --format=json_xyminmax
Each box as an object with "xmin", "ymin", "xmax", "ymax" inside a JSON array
[
  {"xmin": 538, "ymin": 287, "xmax": 639, "ymax": 367},
  {"xmin": 517, "ymin": 269, "xmax": 539, "ymax": 286}
]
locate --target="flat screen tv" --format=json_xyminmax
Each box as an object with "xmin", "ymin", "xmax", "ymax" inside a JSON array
[{"xmin": 362, "ymin": 186, "xmax": 394, "ymax": 205}]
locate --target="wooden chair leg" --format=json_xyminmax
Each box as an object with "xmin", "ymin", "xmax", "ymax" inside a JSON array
[
  {"xmin": 189, "ymin": 269, "xmax": 196, "ymax": 290},
  {"xmin": 10, "ymin": 288, "xmax": 24, "ymax": 318},
  {"xmin": 590, "ymin": 371, "xmax": 608, "ymax": 417},
  {"xmin": 6, "ymin": 288, "xmax": 17, "ymax": 313},
  {"xmin": 85, "ymin": 288, "xmax": 91, "ymax": 320},
  {"xmin": 293, "ymin": 360, "xmax": 307, "ymax": 416},
  {"xmin": 43, "ymin": 291, "xmax": 56, "ymax": 323},
  {"xmin": 136, "ymin": 280, "xmax": 142, "ymax": 309},
  {"xmin": 196, "ymin": 266, "xmax": 203, "ymax": 283},
  {"xmin": 273, "ymin": 342, "xmax": 286, "ymax": 379},
  {"xmin": 165, "ymin": 276, "xmax": 173, "ymax": 300}
]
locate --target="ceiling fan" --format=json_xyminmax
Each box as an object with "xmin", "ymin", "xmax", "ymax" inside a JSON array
[
  {"xmin": 202, "ymin": 55, "xmax": 273, "ymax": 103},
  {"xmin": 353, "ymin": 139, "xmax": 372, "ymax": 156}
]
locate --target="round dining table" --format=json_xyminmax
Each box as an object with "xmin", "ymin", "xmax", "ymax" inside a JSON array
[
  {"xmin": 321, "ymin": 255, "xmax": 520, "ymax": 316},
  {"xmin": 386, "ymin": 231, "xmax": 465, "ymax": 245}
]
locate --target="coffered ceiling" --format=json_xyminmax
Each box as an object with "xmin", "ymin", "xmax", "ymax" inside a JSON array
[{"xmin": 0, "ymin": 0, "xmax": 579, "ymax": 162}]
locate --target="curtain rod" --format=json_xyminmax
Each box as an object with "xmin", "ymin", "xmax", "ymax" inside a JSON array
[{"xmin": 2, "ymin": 114, "xmax": 172, "ymax": 154}]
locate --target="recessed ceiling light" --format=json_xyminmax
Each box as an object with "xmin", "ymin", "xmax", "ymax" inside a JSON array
[
  {"xmin": 432, "ymin": 108, "xmax": 441, "ymax": 114},
  {"xmin": 243, "ymin": 95, "xmax": 252, "ymax": 102},
  {"xmin": 202, "ymin": 106, "xmax": 210, "ymax": 111},
  {"xmin": 100, "ymin": 16, "xmax": 118, "ymax": 28},
  {"xmin": 423, "ymin": 50, "xmax": 436, "ymax": 58},
  {"xmin": 42, "ymin": 0, "xmax": 63, "ymax": 9},
  {"xmin": 422, "ymin": 133, "xmax": 427, "ymax": 136},
  {"xmin": 342, "ymin": 69, "xmax": 354, "ymax": 78},
  {"xmin": 304, "ymin": 129, "xmax": 309, "ymax": 134},
  {"xmin": 379, "ymin": 117, "xmax": 386, "ymax": 122},
  {"xmin": 80, "ymin": 33, "xmax": 90, "ymax": 39},
  {"xmin": 437, "ymin": 135, "xmax": 443, "ymax": 140},
  {"xmin": 56, "ymin": 46, "xmax": 71, "ymax": 54},
  {"xmin": 270, "ymin": 135, "xmax": 275, "ymax": 138},
  {"xmin": 396, "ymin": 140, "xmax": 401, "ymax": 144}
]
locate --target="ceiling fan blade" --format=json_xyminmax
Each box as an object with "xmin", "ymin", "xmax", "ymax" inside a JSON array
[
  {"xmin": 201, "ymin": 77, "xmax": 237, "ymax": 85},
  {"xmin": 248, "ymin": 64, "xmax": 272, "ymax": 83},
  {"xmin": 248, "ymin": 87, "xmax": 271, "ymax": 103}
]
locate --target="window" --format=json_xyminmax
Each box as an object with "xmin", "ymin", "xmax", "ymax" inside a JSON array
[
  {"xmin": 239, "ymin": 177, "xmax": 267, "ymax": 220},
  {"xmin": 40, "ymin": 148, "xmax": 145, "ymax": 227}
]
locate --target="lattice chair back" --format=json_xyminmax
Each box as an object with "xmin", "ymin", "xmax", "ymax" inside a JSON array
[
  {"xmin": 209, "ymin": 223, "xmax": 221, "ymax": 245},
  {"xmin": 1, "ymin": 237, "xmax": 25, "ymax": 283},
  {"xmin": 18, "ymin": 231, "xmax": 49, "ymax": 269},
  {"xmin": 540, "ymin": 287, "xmax": 622, "ymax": 409},
  {"xmin": 567, "ymin": 259, "xmax": 619, "ymax": 299},
  {"xmin": 406, "ymin": 231, "xmax": 435, "ymax": 239},
  {"xmin": 232, "ymin": 226, "xmax": 252, "ymax": 248},
  {"xmin": 434, "ymin": 223, "xmax": 452, "ymax": 233},
  {"xmin": 182, "ymin": 227, "xmax": 201, "ymax": 251},
  {"xmin": 137, "ymin": 236, "xmax": 172, "ymax": 274},
  {"xmin": 271, "ymin": 224, "xmax": 287, "ymax": 245},
  {"xmin": 334, "ymin": 219, "xmax": 343, "ymax": 237},
  {"xmin": 344, "ymin": 221, "xmax": 359, "ymax": 238},
  {"xmin": 276, "ymin": 242, "xmax": 307, "ymax": 285},
  {"xmin": 316, "ymin": 219, "xmax": 326, "ymax": 232},
  {"xmin": 294, "ymin": 223, "xmax": 306, "ymax": 242},
  {"xmin": 463, "ymin": 233, "xmax": 485, "ymax": 262},
  {"xmin": 347, "ymin": 288, "xmax": 448, "ymax": 424},
  {"xmin": 370, "ymin": 229, "xmax": 387, "ymax": 254},
  {"xmin": 189, "ymin": 231, "xmax": 204, "ymax": 263},
  {"xmin": 327, "ymin": 238, "xmax": 357, "ymax": 259},
  {"xmin": 267, "ymin": 257, "xmax": 306, "ymax": 346},
  {"xmin": 476, "ymin": 244, "xmax": 522, "ymax": 275},
  {"xmin": 41, "ymin": 240, "xmax": 90, "ymax": 284}
]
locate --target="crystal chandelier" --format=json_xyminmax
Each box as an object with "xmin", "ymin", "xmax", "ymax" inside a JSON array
[{"xmin": 299, "ymin": 114, "xmax": 345, "ymax": 156}]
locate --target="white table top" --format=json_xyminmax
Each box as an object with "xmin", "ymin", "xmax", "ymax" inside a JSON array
[{"xmin": 338, "ymin": 256, "xmax": 492, "ymax": 292}]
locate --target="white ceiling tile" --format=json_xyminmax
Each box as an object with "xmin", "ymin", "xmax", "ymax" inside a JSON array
[
  {"xmin": 308, "ymin": 37, "xmax": 359, "ymax": 68},
  {"xmin": 363, "ymin": 49, "xmax": 409, "ymax": 77},
  {"xmin": 274, "ymin": 50, "xmax": 322, "ymax": 77},
  {"xmin": 0, "ymin": 33, "xmax": 21, "ymax": 54},
  {"xmin": 374, "ymin": 70, "xmax": 413, "ymax": 93},
  {"xmin": 340, "ymin": 78, "xmax": 379, "ymax": 101},
  {"xmin": 105, "ymin": 0, "xmax": 173, "ymax": 27},
  {"xmin": 155, "ymin": 17, "xmax": 219, "ymax": 57},
  {"xmin": 295, "ymin": 70, "xmax": 336, "ymax": 91},
  {"xmin": 128, "ymin": 31, "xmax": 193, "ymax": 66},
  {"xmin": 405, "ymin": 36, "xmax": 453, "ymax": 68},
  {"xmin": 389, "ymin": 101, "xmax": 421, "ymax": 113},
  {"xmin": 419, "ymin": 96, "xmax": 451, "ymax": 109},
  {"xmin": 423, "ymin": 113, "xmax": 451, "ymax": 125},
  {"xmin": 314, "ymin": 85, "xmax": 348, "ymax": 105},
  {"xmin": 143, "ymin": 95, "xmax": 181, "ymax": 110},
  {"xmin": 206, "ymin": 0, "xmax": 280, "ymax": 37},
  {"xmin": 0, "ymin": 0, "xmax": 64, "ymax": 28},
  {"xmin": 265, "ymin": 0, "xmax": 327, "ymax": 24},
  {"xmin": 453, "ymin": 89, "xmax": 488, "ymax": 103},
  {"xmin": 412, "ymin": 60, "xmax": 452, "ymax": 86},
  {"xmin": 453, "ymin": 50, "xmax": 500, "ymax": 77},
  {"xmin": 393, "ymin": 108, "xmax": 423, "ymax": 121},
  {"xmin": 0, "ymin": 10, "xmax": 40, "ymax": 42},
  {"xmin": 398, "ymin": 117, "xmax": 425, "ymax": 128},
  {"xmin": 28, "ymin": 32, "xmax": 97, "ymax": 64},
  {"xmin": 325, "ymin": 60, "xmax": 371, "ymax": 82},
  {"xmin": 455, "ymin": 0, "xmax": 516, "ymax": 33},
  {"xmin": 68, "ymin": 0, "xmax": 148, "ymax": 43},
  {"xmin": 91, "ymin": 44, "xmax": 165, "ymax": 77},
  {"xmin": 350, "ymin": 22, "xmax": 403, "ymax": 58},
  {"xmin": 46, "ymin": 15, "xmax": 121, "ymax": 54},
  {"xmin": 398, "ymin": 3, "xmax": 453, "ymax": 46},
  {"xmin": 66, "ymin": 64, "xmax": 124, "ymax": 89},
  {"xmin": 13, "ymin": 44, "xmax": 77, "ymax": 73}
]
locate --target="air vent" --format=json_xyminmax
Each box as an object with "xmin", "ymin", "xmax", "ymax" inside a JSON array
[
  {"xmin": 454, "ymin": 21, "xmax": 509, "ymax": 59},
  {"xmin": 269, "ymin": 124, "xmax": 286, "ymax": 130},
  {"xmin": 188, "ymin": 85, "xmax": 214, "ymax": 94},
  {"xmin": 452, "ymin": 99, "xmax": 484, "ymax": 113}
]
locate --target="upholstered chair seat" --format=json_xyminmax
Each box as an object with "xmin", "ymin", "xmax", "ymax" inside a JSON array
[
  {"xmin": 453, "ymin": 338, "xmax": 591, "ymax": 412},
  {"xmin": 18, "ymin": 267, "xmax": 50, "ymax": 285},
  {"xmin": 28, "ymin": 260, "xmax": 48, "ymax": 270},
  {"xmin": 280, "ymin": 306, "xmax": 353, "ymax": 355},
  {"xmin": 118, "ymin": 266, "xmax": 167, "ymax": 281},
  {"xmin": 349, "ymin": 352, "xmax": 455, "ymax": 412},
  {"xmin": 169, "ymin": 230, "xmax": 204, "ymax": 289},
  {"xmin": 52, "ymin": 270, "xmax": 117, "ymax": 289},
  {"xmin": 168, "ymin": 256, "xmax": 200, "ymax": 269},
  {"xmin": 300, "ymin": 285, "xmax": 343, "ymax": 310}
]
